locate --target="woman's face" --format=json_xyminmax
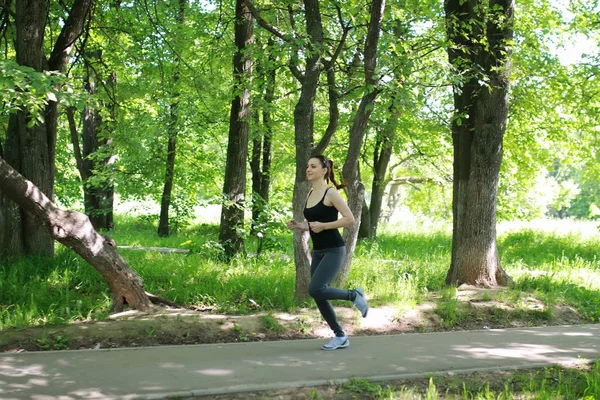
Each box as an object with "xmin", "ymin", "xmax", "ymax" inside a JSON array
[{"xmin": 306, "ymin": 158, "xmax": 328, "ymax": 182}]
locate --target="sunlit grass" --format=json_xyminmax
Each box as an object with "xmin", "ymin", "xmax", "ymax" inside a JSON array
[
  {"xmin": 1, "ymin": 216, "xmax": 599, "ymax": 330},
  {"xmin": 332, "ymin": 362, "xmax": 600, "ymax": 399}
]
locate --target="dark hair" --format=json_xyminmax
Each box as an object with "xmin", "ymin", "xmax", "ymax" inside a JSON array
[{"xmin": 311, "ymin": 155, "xmax": 346, "ymax": 189}]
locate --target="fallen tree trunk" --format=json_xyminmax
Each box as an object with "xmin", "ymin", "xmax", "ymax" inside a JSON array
[{"xmin": 0, "ymin": 156, "xmax": 153, "ymax": 312}]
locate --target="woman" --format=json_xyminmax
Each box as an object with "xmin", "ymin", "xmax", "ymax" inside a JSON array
[{"xmin": 287, "ymin": 155, "xmax": 369, "ymax": 351}]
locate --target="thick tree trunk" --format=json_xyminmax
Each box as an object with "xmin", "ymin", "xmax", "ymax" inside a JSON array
[
  {"xmin": 0, "ymin": 1, "xmax": 51, "ymax": 257},
  {"xmin": 158, "ymin": 0, "xmax": 185, "ymax": 237},
  {"xmin": 339, "ymin": 0, "xmax": 385, "ymax": 285},
  {"xmin": 444, "ymin": 0, "xmax": 514, "ymax": 287},
  {"xmin": 0, "ymin": 0, "xmax": 93, "ymax": 257},
  {"xmin": 219, "ymin": 0, "xmax": 253, "ymax": 259},
  {"xmin": 0, "ymin": 156, "xmax": 152, "ymax": 311}
]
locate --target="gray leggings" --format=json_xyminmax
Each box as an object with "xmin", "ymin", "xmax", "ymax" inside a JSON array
[{"xmin": 308, "ymin": 246, "xmax": 351, "ymax": 337}]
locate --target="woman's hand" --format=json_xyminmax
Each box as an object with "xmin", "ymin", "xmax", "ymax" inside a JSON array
[
  {"xmin": 286, "ymin": 219, "xmax": 308, "ymax": 231},
  {"xmin": 308, "ymin": 221, "xmax": 326, "ymax": 233}
]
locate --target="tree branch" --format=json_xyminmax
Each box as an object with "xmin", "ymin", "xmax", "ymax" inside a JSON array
[
  {"xmin": 0, "ymin": 0, "xmax": 15, "ymax": 18},
  {"xmin": 313, "ymin": 67, "xmax": 338, "ymax": 155},
  {"xmin": 48, "ymin": 0, "xmax": 93, "ymax": 71},
  {"xmin": 66, "ymin": 107, "xmax": 87, "ymax": 181},
  {"xmin": 243, "ymin": 0, "xmax": 288, "ymax": 40}
]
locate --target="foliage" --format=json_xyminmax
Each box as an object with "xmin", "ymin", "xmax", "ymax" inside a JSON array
[
  {"xmin": 497, "ymin": 0, "xmax": 600, "ymax": 221},
  {"xmin": 0, "ymin": 60, "xmax": 89, "ymax": 142},
  {"xmin": 1, "ymin": 0, "xmax": 599, "ymax": 228}
]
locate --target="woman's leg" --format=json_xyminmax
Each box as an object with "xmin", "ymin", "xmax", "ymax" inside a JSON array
[{"xmin": 309, "ymin": 247, "xmax": 350, "ymax": 336}]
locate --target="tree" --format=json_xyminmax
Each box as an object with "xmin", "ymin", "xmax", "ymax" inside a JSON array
[
  {"xmin": 66, "ymin": 51, "xmax": 117, "ymax": 232},
  {"xmin": 360, "ymin": 99, "xmax": 400, "ymax": 238},
  {"xmin": 0, "ymin": 155, "xmax": 152, "ymax": 311},
  {"xmin": 358, "ymin": 5, "xmax": 450, "ymax": 238},
  {"xmin": 444, "ymin": 0, "xmax": 514, "ymax": 286},
  {"xmin": 0, "ymin": 0, "xmax": 93, "ymax": 257},
  {"xmin": 247, "ymin": 0, "xmax": 350, "ymax": 299},
  {"xmin": 219, "ymin": 0, "xmax": 254, "ymax": 258},
  {"xmin": 338, "ymin": 0, "xmax": 386, "ymax": 284},
  {"xmin": 250, "ymin": 37, "xmax": 276, "ymax": 239},
  {"xmin": 158, "ymin": 0, "xmax": 186, "ymax": 237}
]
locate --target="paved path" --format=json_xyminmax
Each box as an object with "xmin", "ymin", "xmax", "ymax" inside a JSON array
[{"xmin": 1, "ymin": 324, "xmax": 599, "ymax": 400}]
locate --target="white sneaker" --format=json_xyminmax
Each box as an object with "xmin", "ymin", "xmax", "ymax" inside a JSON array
[{"xmin": 321, "ymin": 336, "xmax": 350, "ymax": 351}]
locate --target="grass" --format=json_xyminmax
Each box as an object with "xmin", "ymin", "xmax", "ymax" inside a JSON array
[
  {"xmin": 328, "ymin": 361, "xmax": 600, "ymax": 399},
  {"xmin": 0, "ymin": 216, "xmax": 599, "ymax": 332}
]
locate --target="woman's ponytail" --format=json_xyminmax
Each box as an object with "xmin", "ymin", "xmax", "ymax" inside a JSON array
[
  {"xmin": 327, "ymin": 159, "xmax": 346, "ymax": 190},
  {"xmin": 313, "ymin": 155, "xmax": 346, "ymax": 189}
]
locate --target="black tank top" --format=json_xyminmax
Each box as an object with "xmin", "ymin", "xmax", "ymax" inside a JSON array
[{"xmin": 303, "ymin": 187, "xmax": 345, "ymax": 250}]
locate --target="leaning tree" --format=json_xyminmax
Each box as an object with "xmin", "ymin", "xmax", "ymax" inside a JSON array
[{"xmin": 0, "ymin": 155, "xmax": 153, "ymax": 311}]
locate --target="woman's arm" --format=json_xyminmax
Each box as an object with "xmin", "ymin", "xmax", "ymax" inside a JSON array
[{"xmin": 308, "ymin": 189, "xmax": 355, "ymax": 233}]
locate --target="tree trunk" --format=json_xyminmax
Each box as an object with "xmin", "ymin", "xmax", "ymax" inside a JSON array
[
  {"xmin": 81, "ymin": 71, "xmax": 115, "ymax": 232},
  {"xmin": 0, "ymin": 1, "xmax": 50, "ymax": 257},
  {"xmin": 339, "ymin": 0, "xmax": 385, "ymax": 285},
  {"xmin": 444, "ymin": 0, "xmax": 514, "ymax": 287},
  {"xmin": 289, "ymin": 0, "xmax": 326, "ymax": 300},
  {"xmin": 157, "ymin": 103, "xmax": 178, "ymax": 237},
  {"xmin": 366, "ymin": 104, "xmax": 399, "ymax": 238},
  {"xmin": 0, "ymin": 0, "xmax": 93, "ymax": 257},
  {"xmin": 158, "ymin": 0, "xmax": 185, "ymax": 237},
  {"xmin": 246, "ymin": 0, "xmax": 347, "ymax": 299},
  {"xmin": 219, "ymin": 0, "xmax": 253, "ymax": 259},
  {"xmin": 358, "ymin": 197, "xmax": 371, "ymax": 239},
  {"xmin": 251, "ymin": 110, "xmax": 263, "ymax": 232},
  {"xmin": 251, "ymin": 39, "xmax": 275, "ymax": 234},
  {"xmin": 0, "ymin": 156, "xmax": 152, "ymax": 311}
]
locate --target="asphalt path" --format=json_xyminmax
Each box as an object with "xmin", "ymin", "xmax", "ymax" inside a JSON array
[{"xmin": 1, "ymin": 324, "xmax": 599, "ymax": 399}]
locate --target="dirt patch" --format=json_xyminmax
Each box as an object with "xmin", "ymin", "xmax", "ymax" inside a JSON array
[{"xmin": 0, "ymin": 285, "xmax": 587, "ymax": 353}]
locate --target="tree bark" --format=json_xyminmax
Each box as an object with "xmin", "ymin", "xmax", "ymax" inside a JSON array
[
  {"xmin": 219, "ymin": 0, "xmax": 253, "ymax": 259},
  {"xmin": 0, "ymin": 0, "xmax": 49, "ymax": 256},
  {"xmin": 0, "ymin": 0, "xmax": 93, "ymax": 257},
  {"xmin": 158, "ymin": 0, "xmax": 185, "ymax": 237},
  {"xmin": 444, "ymin": 0, "xmax": 514, "ymax": 287},
  {"xmin": 339, "ymin": 0, "xmax": 385, "ymax": 285},
  {"xmin": 0, "ymin": 156, "xmax": 152, "ymax": 311}
]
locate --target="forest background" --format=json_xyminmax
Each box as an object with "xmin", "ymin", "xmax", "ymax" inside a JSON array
[
  {"xmin": 0, "ymin": 0, "xmax": 600, "ymax": 342},
  {"xmin": 1, "ymin": 2, "xmax": 600, "ymax": 397},
  {"xmin": 2, "ymin": 0, "xmax": 599, "ymax": 236}
]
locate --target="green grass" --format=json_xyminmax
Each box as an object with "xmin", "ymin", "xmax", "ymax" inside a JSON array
[
  {"xmin": 0, "ymin": 216, "xmax": 599, "ymax": 331},
  {"xmin": 332, "ymin": 362, "xmax": 600, "ymax": 399}
]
